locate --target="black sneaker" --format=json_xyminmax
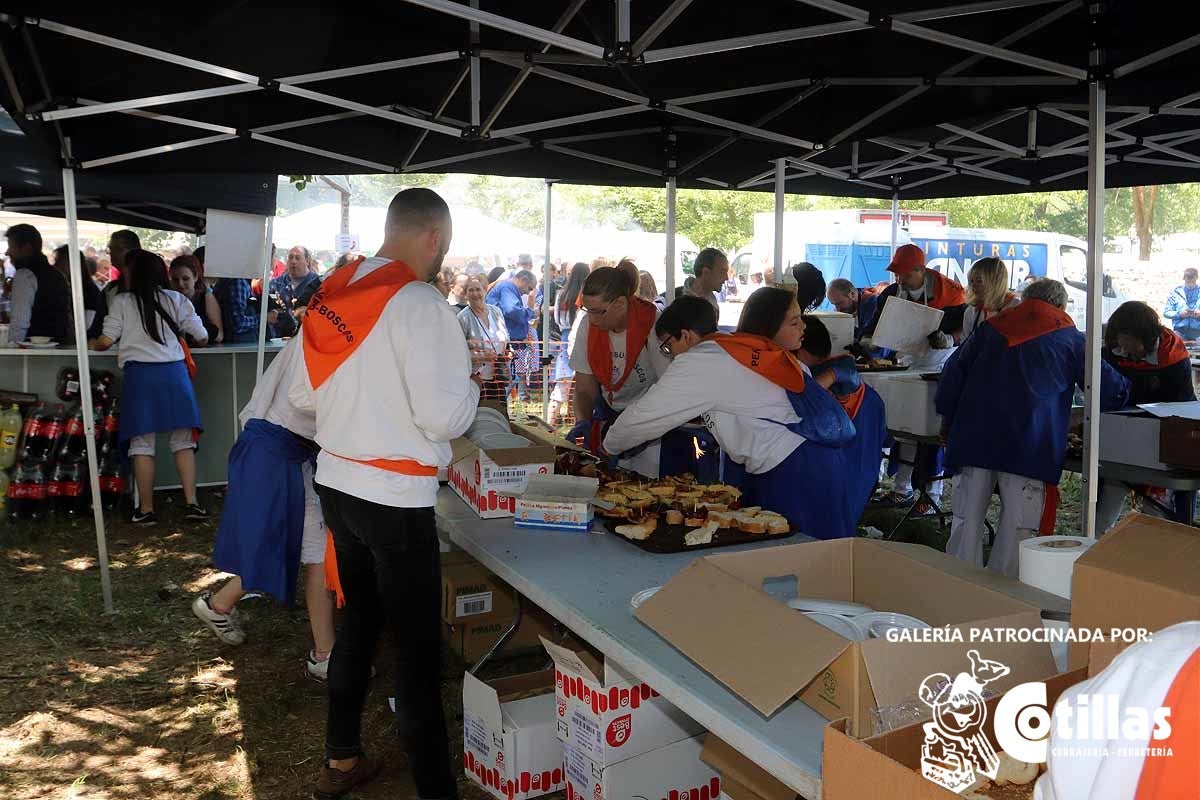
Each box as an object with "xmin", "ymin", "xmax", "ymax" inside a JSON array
[
  {"xmin": 131, "ymin": 510, "xmax": 157, "ymax": 526},
  {"xmin": 183, "ymin": 503, "xmax": 209, "ymax": 521}
]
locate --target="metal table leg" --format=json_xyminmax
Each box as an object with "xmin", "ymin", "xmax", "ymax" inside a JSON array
[{"xmin": 469, "ymin": 599, "xmax": 523, "ymax": 676}]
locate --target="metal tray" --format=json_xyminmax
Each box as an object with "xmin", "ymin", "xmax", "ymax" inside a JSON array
[{"xmin": 600, "ymin": 518, "xmax": 795, "ymax": 554}]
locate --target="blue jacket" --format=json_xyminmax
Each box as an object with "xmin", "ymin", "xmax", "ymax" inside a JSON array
[
  {"xmin": 935, "ymin": 300, "xmax": 1131, "ymax": 485},
  {"xmin": 855, "ymin": 291, "xmax": 880, "ymax": 341},
  {"xmin": 487, "ymin": 280, "xmax": 535, "ymax": 341},
  {"xmin": 1163, "ymin": 285, "xmax": 1200, "ymax": 339}
]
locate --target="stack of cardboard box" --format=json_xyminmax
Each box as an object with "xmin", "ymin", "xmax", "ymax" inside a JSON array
[
  {"xmin": 441, "ymin": 550, "xmax": 558, "ymax": 664},
  {"xmin": 542, "ymin": 638, "xmax": 722, "ymax": 800}
]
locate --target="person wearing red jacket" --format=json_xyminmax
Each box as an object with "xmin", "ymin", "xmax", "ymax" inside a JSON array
[{"xmin": 1096, "ymin": 301, "xmax": 1197, "ymax": 532}]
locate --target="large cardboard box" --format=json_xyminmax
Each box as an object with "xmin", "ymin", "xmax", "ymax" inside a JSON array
[
  {"xmin": 442, "ymin": 558, "xmax": 518, "ymax": 626},
  {"xmin": 821, "ymin": 669, "xmax": 1087, "ymax": 800},
  {"xmin": 463, "ymin": 669, "xmax": 566, "ymax": 800},
  {"xmin": 448, "ymin": 605, "xmax": 560, "ymax": 664},
  {"xmin": 448, "ymin": 425, "xmax": 557, "ymax": 519},
  {"xmin": 699, "ymin": 736, "xmax": 796, "ymax": 800},
  {"xmin": 1068, "ymin": 513, "xmax": 1200, "ymax": 670},
  {"xmin": 564, "ymin": 734, "xmax": 721, "ymax": 800},
  {"xmin": 543, "ymin": 637, "xmax": 705, "ymax": 769},
  {"xmin": 635, "ymin": 539, "xmax": 1060, "ymax": 736}
]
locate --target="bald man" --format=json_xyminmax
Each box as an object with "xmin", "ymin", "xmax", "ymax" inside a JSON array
[{"xmin": 293, "ymin": 188, "xmax": 479, "ymax": 800}]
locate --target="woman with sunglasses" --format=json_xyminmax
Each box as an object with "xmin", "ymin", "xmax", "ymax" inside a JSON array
[{"xmin": 604, "ymin": 290, "xmax": 860, "ymax": 538}]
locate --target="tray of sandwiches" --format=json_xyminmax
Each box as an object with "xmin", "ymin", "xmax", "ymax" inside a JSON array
[
  {"xmin": 593, "ymin": 473, "xmax": 794, "ymax": 553},
  {"xmin": 854, "ymin": 357, "xmax": 908, "ymax": 373}
]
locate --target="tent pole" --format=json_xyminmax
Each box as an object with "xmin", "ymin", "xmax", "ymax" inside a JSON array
[
  {"xmin": 773, "ymin": 158, "xmax": 785, "ymax": 283},
  {"xmin": 63, "ymin": 166, "xmax": 114, "ymax": 614},
  {"xmin": 542, "ymin": 180, "xmax": 553, "ymax": 423},
  {"xmin": 890, "ymin": 189, "xmax": 900, "ymax": 252},
  {"xmin": 665, "ymin": 176, "xmax": 677, "ymax": 298},
  {"xmin": 255, "ymin": 216, "xmax": 275, "ymax": 379},
  {"xmin": 1080, "ymin": 77, "xmax": 1106, "ymax": 538}
]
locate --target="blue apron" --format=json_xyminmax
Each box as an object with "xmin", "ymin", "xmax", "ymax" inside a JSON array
[
  {"xmin": 566, "ymin": 396, "xmax": 721, "ymax": 482},
  {"xmin": 118, "ymin": 360, "xmax": 203, "ymax": 445},
  {"xmin": 847, "ymin": 385, "xmax": 888, "ymax": 516},
  {"xmin": 211, "ymin": 419, "xmax": 315, "ymax": 605}
]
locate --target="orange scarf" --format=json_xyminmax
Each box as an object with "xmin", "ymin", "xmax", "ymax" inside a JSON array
[
  {"xmin": 928, "ymin": 270, "xmax": 967, "ymax": 310},
  {"xmin": 706, "ymin": 332, "xmax": 807, "ymax": 392},
  {"xmin": 586, "ymin": 296, "xmax": 657, "ymax": 397},
  {"xmin": 1113, "ymin": 326, "xmax": 1190, "ymax": 371},
  {"xmin": 988, "ymin": 299, "xmax": 1075, "ymax": 347},
  {"xmin": 303, "ymin": 255, "xmax": 438, "ymax": 606}
]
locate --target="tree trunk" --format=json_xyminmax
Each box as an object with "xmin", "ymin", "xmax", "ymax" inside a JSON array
[{"xmin": 1132, "ymin": 185, "xmax": 1159, "ymax": 261}]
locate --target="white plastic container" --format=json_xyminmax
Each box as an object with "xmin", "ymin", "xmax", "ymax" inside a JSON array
[
  {"xmin": 874, "ymin": 375, "xmax": 942, "ymax": 437},
  {"xmin": 808, "ymin": 311, "xmax": 856, "ymax": 356}
]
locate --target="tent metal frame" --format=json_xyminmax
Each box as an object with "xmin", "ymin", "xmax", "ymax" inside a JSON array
[{"xmin": 6, "ymin": 1, "xmax": 1199, "ymax": 624}]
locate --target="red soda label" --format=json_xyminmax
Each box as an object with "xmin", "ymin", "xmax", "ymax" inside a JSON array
[
  {"xmin": 49, "ymin": 482, "xmax": 83, "ymax": 498},
  {"xmin": 22, "ymin": 418, "xmax": 41, "ymax": 437},
  {"xmin": 9, "ymin": 483, "xmax": 33, "ymax": 499},
  {"xmin": 103, "ymin": 416, "xmax": 120, "ymax": 433},
  {"xmin": 41, "ymin": 421, "xmax": 64, "ymax": 440},
  {"xmin": 65, "ymin": 418, "xmax": 86, "ymax": 436},
  {"xmin": 99, "ymin": 476, "xmax": 126, "ymax": 493}
]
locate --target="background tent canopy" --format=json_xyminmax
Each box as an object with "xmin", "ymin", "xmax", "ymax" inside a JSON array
[
  {"xmin": 0, "ymin": 107, "xmax": 276, "ymax": 232},
  {"xmin": 0, "ymin": 2, "xmax": 1198, "ymax": 199}
]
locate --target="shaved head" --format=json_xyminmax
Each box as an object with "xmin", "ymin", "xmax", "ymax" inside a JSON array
[
  {"xmin": 385, "ymin": 187, "xmax": 451, "ymax": 235},
  {"xmin": 379, "ymin": 188, "xmax": 453, "ymax": 280}
]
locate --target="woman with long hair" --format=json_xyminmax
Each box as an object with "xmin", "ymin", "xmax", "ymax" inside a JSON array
[
  {"xmin": 170, "ymin": 254, "xmax": 224, "ymax": 344},
  {"xmin": 637, "ymin": 270, "xmax": 659, "ymax": 305},
  {"xmin": 548, "ymin": 262, "xmax": 590, "ymax": 427},
  {"xmin": 92, "ymin": 249, "xmax": 209, "ymax": 525},
  {"xmin": 962, "ymin": 256, "xmax": 1018, "ymax": 340},
  {"xmin": 457, "ymin": 274, "xmax": 510, "ymax": 400},
  {"xmin": 603, "ymin": 288, "xmax": 859, "ymax": 537}
]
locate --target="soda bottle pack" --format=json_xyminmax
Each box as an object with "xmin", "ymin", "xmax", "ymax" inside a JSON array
[{"xmin": 6, "ymin": 397, "xmax": 125, "ymax": 523}]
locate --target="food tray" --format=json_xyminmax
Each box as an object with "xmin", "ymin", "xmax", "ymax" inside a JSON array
[
  {"xmin": 601, "ymin": 518, "xmax": 795, "ymax": 554},
  {"xmin": 855, "ymin": 363, "xmax": 908, "ymax": 373}
]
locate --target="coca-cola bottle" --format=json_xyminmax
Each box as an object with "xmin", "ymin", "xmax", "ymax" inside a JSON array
[
  {"xmin": 56, "ymin": 366, "xmax": 82, "ymax": 402},
  {"xmin": 98, "ymin": 401, "xmax": 121, "ymax": 462},
  {"xmin": 8, "ymin": 463, "xmax": 48, "ymax": 521},
  {"xmin": 91, "ymin": 371, "xmax": 115, "ymax": 407},
  {"xmin": 49, "ymin": 462, "xmax": 87, "ymax": 517},
  {"xmin": 57, "ymin": 406, "xmax": 89, "ymax": 465},
  {"xmin": 98, "ymin": 458, "xmax": 126, "ymax": 513},
  {"xmin": 17, "ymin": 403, "xmax": 49, "ymax": 465}
]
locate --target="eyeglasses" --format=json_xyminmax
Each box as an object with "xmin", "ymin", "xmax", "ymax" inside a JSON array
[{"xmin": 659, "ymin": 337, "xmax": 680, "ymax": 357}]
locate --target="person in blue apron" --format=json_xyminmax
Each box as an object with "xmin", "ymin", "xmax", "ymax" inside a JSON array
[
  {"xmin": 92, "ymin": 249, "xmax": 208, "ymax": 526},
  {"xmin": 795, "ymin": 316, "xmax": 888, "ymax": 520},
  {"xmin": 192, "ymin": 335, "xmax": 336, "ymax": 681},
  {"xmin": 604, "ymin": 292, "xmax": 859, "ymax": 539},
  {"xmin": 566, "ymin": 267, "xmax": 708, "ymax": 479}
]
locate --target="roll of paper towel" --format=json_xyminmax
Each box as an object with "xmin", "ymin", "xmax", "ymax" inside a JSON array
[{"xmin": 1019, "ymin": 536, "xmax": 1094, "ymax": 598}]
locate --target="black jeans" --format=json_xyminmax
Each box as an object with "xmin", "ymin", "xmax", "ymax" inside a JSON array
[{"xmin": 318, "ymin": 486, "xmax": 455, "ymax": 800}]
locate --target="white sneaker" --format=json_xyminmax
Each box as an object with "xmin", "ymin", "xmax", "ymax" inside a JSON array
[
  {"xmin": 306, "ymin": 650, "xmax": 330, "ymax": 681},
  {"xmin": 191, "ymin": 592, "xmax": 246, "ymax": 645}
]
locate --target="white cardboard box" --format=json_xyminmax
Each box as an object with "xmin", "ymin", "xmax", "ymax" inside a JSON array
[
  {"xmin": 808, "ymin": 311, "xmax": 856, "ymax": 357},
  {"xmin": 564, "ymin": 735, "xmax": 722, "ymax": 800},
  {"xmin": 1098, "ymin": 409, "xmax": 1174, "ymax": 470},
  {"xmin": 543, "ymin": 637, "xmax": 704, "ymax": 769},
  {"xmin": 463, "ymin": 669, "xmax": 566, "ymax": 800},
  {"xmin": 448, "ymin": 431, "xmax": 557, "ymax": 519},
  {"xmin": 871, "ymin": 295, "xmax": 944, "ymax": 356},
  {"xmin": 871, "ymin": 374, "xmax": 941, "ymax": 437},
  {"xmin": 513, "ymin": 475, "xmax": 599, "ymax": 532}
]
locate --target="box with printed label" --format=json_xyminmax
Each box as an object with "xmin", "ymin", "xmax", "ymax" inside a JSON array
[
  {"xmin": 447, "ymin": 430, "xmax": 557, "ymax": 519},
  {"xmin": 513, "ymin": 475, "xmax": 598, "ymax": 532},
  {"xmin": 635, "ymin": 538, "xmax": 1064, "ymax": 737},
  {"xmin": 441, "ymin": 558, "xmax": 517, "ymax": 626},
  {"xmin": 462, "ymin": 669, "xmax": 566, "ymax": 800},
  {"xmin": 542, "ymin": 637, "xmax": 704, "ymax": 769},
  {"xmin": 448, "ymin": 606, "xmax": 561, "ymax": 664},
  {"xmin": 563, "ymin": 734, "xmax": 721, "ymax": 800}
]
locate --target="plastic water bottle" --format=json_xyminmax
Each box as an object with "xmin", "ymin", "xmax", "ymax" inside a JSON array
[{"xmin": 0, "ymin": 404, "xmax": 20, "ymax": 469}]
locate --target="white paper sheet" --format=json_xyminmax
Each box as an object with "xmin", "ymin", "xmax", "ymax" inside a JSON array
[
  {"xmin": 871, "ymin": 295, "xmax": 944, "ymax": 356},
  {"xmin": 1136, "ymin": 401, "xmax": 1200, "ymax": 420},
  {"xmin": 203, "ymin": 209, "xmax": 271, "ymax": 279}
]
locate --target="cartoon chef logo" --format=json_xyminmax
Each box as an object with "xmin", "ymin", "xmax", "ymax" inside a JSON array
[
  {"xmin": 918, "ymin": 650, "xmax": 1011, "ymax": 794},
  {"xmin": 606, "ymin": 714, "xmax": 632, "ymax": 747}
]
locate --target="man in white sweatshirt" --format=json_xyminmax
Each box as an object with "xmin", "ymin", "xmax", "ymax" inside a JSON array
[{"xmin": 292, "ymin": 189, "xmax": 480, "ymax": 800}]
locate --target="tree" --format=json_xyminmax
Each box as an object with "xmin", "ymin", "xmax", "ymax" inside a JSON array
[{"xmin": 1131, "ymin": 185, "xmax": 1160, "ymax": 261}]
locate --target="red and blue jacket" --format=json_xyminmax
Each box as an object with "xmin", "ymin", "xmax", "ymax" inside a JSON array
[
  {"xmin": 935, "ymin": 300, "xmax": 1131, "ymax": 485},
  {"xmin": 1102, "ymin": 326, "xmax": 1196, "ymax": 406}
]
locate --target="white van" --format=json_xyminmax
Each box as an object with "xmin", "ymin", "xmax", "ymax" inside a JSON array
[{"xmin": 908, "ymin": 227, "xmax": 1126, "ymax": 328}]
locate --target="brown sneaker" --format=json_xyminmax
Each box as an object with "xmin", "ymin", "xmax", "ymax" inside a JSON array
[{"xmin": 314, "ymin": 754, "xmax": 383, "ymax": 799}]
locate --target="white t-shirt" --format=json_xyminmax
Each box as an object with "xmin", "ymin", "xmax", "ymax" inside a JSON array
[
  {"xmin": 102, "ymin": 289, "xmax": 207, "ymax": 367},
  {"xmin": 603, "ymin": 340, "xmax": 804, "ymax": 474},
  {"xmin": 239, "ymin": 336, "xmax": 315, "ymax": 439},
  {"xmin": 568, "ymin": 310, "xmax": 671, "ymax": 411},
  {"xmin": 291, "ymin": 257, "xmax": 480, "ymax": 508}
]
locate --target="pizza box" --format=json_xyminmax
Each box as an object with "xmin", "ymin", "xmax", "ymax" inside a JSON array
[
  {"xmin": 448, "ymin": 426, "xmax": 556, "ymax": 519},
  {"xmin": 635, "ymin": 538, "xmax": 1062, "ymax": 736},
  {"xmin": 512, "ymin": 475, "xmax": 598, "ymax": 532}
]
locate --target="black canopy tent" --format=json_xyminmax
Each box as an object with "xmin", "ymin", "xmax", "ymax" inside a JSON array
[{"xmin": 1, "ymin": 1, "xmax": 1198, "ymax": 620}]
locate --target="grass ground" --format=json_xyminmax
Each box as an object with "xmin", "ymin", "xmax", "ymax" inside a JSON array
[{"xmin": 1, "ymin": 471, "xmax": 1094, "ymax": 799}]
